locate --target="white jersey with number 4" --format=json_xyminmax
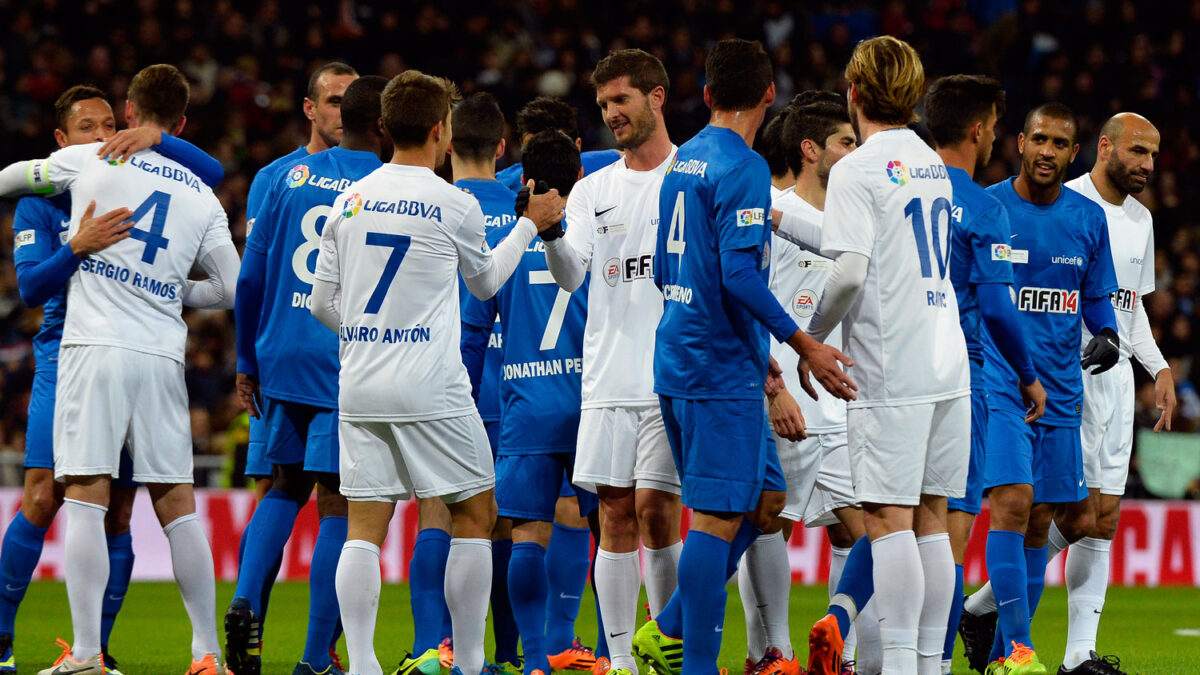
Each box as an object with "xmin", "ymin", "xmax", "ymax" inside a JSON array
[
  {"xmin": 770, "ymin": 189, "xmax": 846, "ymax": 432},
  {"xmin": 1065, "ymin": 174, "xmax": 1155, "ymax": 362},
  {"xmin": 820, "ymin": 127, "xmax": 968, "ymax": 407},
  {"xmin": 29, "ymin": 143, "xmax": 231, "ymax": 362},
  {"xmin": 562, "ymin": 149, "xmax": 676, "ymax": 409},
  {"xmin": 315, "ymin": 163, "xmax": 500, "ymax": 422}
]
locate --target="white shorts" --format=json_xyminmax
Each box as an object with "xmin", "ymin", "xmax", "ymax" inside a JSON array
[
  {"xmin": 804, "ymin": 432, "xmax": 857, "ymax": 527},
  {"xmin": 339, "ymin": 413, "xmax": 494, "ymax": 503},
  {"xmin": 54, "ymin": 345, "xmax": 191, "ymax": 483},
  {"xmin": 776, "ymin": 430, "xmax": 820, "ymax": 522},
  {"xmin": 573, "ymin": 405, "xmax": 681, "ymax": 494},
  {"xmin": 847, "ymin": 396, "xmax": 970, "ymax": 506},
  {"xmin": 1081, "ymin": 360, "xmax": 1135, "ymax": 496}
]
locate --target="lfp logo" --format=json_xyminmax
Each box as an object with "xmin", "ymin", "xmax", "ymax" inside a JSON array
[
  {"xmin": 286, "ymin": 164, "xmax": 310, "ymax": 189},
  {"xmin": 342, "ymin": 193, "xmax": 363, "ymax": 218},
  {"xmin": 886, "ymin": 160, "xmax": 908, "ymax": 185}
]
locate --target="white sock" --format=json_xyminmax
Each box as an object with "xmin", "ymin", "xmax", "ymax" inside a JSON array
[
  {"xmin": 337, "ymin": 540, "xmax": 383, "ymax": 675},
  {"xmin": 596, "ymin": 549, "xmax": 640, "ymax": 671},
  {"xmin": 853, "ymin": 599, "xmax": 881, "ymax": 675},
  {"xmin": 829, "ymin": 546, "xmax": 851, "ymax": 603},
  {"xmin": 1048, "ymin": 520, "xmax": 1071, "ymax": 561},
  {"xmin": 446, "ymin": 538, "xmax": 491, "ymax": 675},
  {"xmin": 642, "ymin": 541, "xmax": 681, "ymax": 617},
  {"xmin": 964, "ymin": 581, "xmax": 995, "ymax": 615},
  {"xmin": 916, "ymin": 534, "xmax": 954, "ymax": 675},
  {"xmin": 164, "ymin": 513, "xmax": 222, "ymax": 662},
  {"xmin": 871, "ymin": 531, "xmax": 922, "ymax": 674},
  {"xmin": 1063, "ymin": 537, "xmax": 1112, "ymax": 668},
  {"xmin": 746, "ymin": 532, "xmax": 793, "ymax": 659},
  {"xmin": 64, "ymin": 499, "xmax": 107, "ymax": 662},
  {"xmin": 941, "ymin": 658, "xmax": 952, "ymax": 674},
  {"xmin": 737, "ymin": 559, "xmax": 765, "ymax": 663}
]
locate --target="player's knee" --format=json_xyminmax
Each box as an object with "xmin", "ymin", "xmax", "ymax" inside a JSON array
[
  {"xmin": 987, "ymin": 486, "xmax": 1033, "ymax": 530},
  {"xmin": 635, "ymin": 495, "xmax": 679, "ymax": 543},
  {"xmin": 1092, "ymin": 505, "xmax": 1120, "ymax": 540},
  {"xmin": 105, "ymin": 491, "xmax": 136, "ymax": 534},
  {"xmin": 271, "ymin": 465, "xmax": 314, "ymax": 505},
  {"xmin": 826, "ymin": 521, "xmax": 855, "ymax": 549},
  {"xmin": 1056, "ymin": 508, "xmax": 1095, "ymax": 542},
  {"xmin": 749, "ymin": 490, "xmax": 786, "ymax": 531},
  {"xmin": 22, "ymin": 485, "xmax": 61, "ymax": 528},
  {"xmin": 450, "ymin": 492, "xmax": 497, "ymax": 539}
]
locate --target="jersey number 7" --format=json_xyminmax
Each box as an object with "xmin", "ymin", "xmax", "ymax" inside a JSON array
[
  {"xmin": 528, "ymin": 270, "xmax": 571, "ymax": 350},
  {"xmin": 364, "ymin": 232, "xmax": 411, "ymax": 314}
]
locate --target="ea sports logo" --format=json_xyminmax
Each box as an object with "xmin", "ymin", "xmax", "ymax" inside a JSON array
[
  {"xmin": 286, "ymin": 164, "xmax": 310, "ymax": 189},
  {"xmin": 342, "ymin": 193, "xmax": 363, "ymax": 218},
  {"xmin": 603, "ymin": 257, "xmax": 621, "ymax": 287},
  {"xmin": 792, "ymin": 288, "xmax": 818, "ymax": 318},
  {"xmin": 886, "ymin": 160, "xmax": 908, "ymax": 185}
]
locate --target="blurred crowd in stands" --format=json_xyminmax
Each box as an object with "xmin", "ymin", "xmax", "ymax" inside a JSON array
[{"xmin": 0, "ymin": 0, "xmax": 1196, "ymax": 493}]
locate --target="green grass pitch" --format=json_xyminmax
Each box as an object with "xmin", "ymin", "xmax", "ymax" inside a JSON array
[{"xmin": 9, "ymin": 582, "xmax": 1200, "ymax": 673}]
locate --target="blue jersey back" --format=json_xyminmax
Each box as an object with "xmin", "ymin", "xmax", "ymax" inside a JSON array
[
  {"xmin": 947, "ymin": 167, "xmax": 1015, "ymax": 385},
  {"xmin": 983, "ymin": 178, "xmax": 1118, "ymax": 425},
  {"xmin": 12, "ymin": 194, "xmax": 72, "ymax": 371},
  {"xmin": 496, "ymin": 149, "xmax": 621, "ymax": 193},
  {"xmin": 462, "ymin": 222, "xmax": 588, "ymax": 455},
  {"xmin": 245, "ymin": 147, "xmax": 382, "ymax": 407},
  {"xmin": 246, "ymin": 146, "xmax": 307, "ymax": 232},
  {"xmin": 654, "ymin": 126, "xmax": 774, "ymax": 400},
  {"xmin": 455, "ymin": 177, "xmax": 518, "ymax": 422}
]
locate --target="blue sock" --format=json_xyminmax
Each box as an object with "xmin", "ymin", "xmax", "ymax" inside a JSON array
[
  {"xmin": 234, "ymin": 490, "xmax": 301, "ymax": 616},
  {"xmin": 410, "ymin": 528, "xmax": 451, "ymax": 653},
  {"xmin": 724, "ymin": 518, "xmax": 760, "ymax": 579},
  {"xmin": 989, "ymin": 623, "xmax": 1005, "ymax": 663},
  {"xmin": 0, "ymin": 512, "xmax": 48, "ymax": 635},
  {"xmin": 302, "ymin": 516, "xmax": 346, "ymax": 669},
  {"xmin": 943, "ymin": 563, "xmax": 965, "ymax": 661},
  {"xmin": 545, "ymin": 523, "xmax": 591, "ymax": 653},
  {"xmin": 260, "ymin": 549, "xmax": 284, "ymax": 622},
  {"xmin": 491, "ymin": 538, "xmax": 520, "ymax": 664},
  {"xmin": 986, "ymin": 530, "xmax": 1031, "ymax": 655},
  {"xmin": 678, "ymin": 530, "xmax": 731, "ymax": 675},
  {"xmin": 510, "ymin": 542, "xmax": 551, "ymax": 675},
  {"xmin": 657, "ymin": 590, "xmax": 682, "ymax": 638},
  {"xmin": 591, "ymin": 540, "xmax": 608, "ymax": 660},
  {"xmin": 1024, "ymin": 546, "xmax": 1047, "ymax": 618},
  {"xmin": 101, "ymin": 531, "xmax": 135, "ymax": 647},
  {"xmin": 829, "ymin": 535, "xmax": 875, "ymax": 638}
]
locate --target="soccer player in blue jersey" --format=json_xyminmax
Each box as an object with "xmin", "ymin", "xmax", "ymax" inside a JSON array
[
  {"xmin": 1, "ymin": 84, "xmax": 222, "ymax": 675},
  {"xmin": 634, "ymin": 39, "xmax": 855, "ymax": 675},
  {"xmin": 924, "ymin": 75, "xmax": 1048, "ymax": 675},
  {"xmin": 229, "ymin": 76, "xmax": 389, "ymax": 675},
  {"xmin": 496, "ymin": 97, "xmax": 621, "ymax": 193},
  {"xmin": 462, "ymin": 129, "xmax": 593, "ymax": 675},
  {"xmin": 964, "ymin": 103, "xmax": 1119, "ymax": 675}
]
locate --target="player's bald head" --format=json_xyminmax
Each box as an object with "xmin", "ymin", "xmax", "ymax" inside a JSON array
[
  {"xmin": 1098, "ymin": 112, "xmax": 1160, "ymax": 196},
  {"xmin": 1099, "ymin": 112, "xmax": 1158, "ymax": 147}
]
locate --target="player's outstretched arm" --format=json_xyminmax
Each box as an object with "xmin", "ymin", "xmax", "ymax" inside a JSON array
[
  {"xmin": 541, "ymin": 185, "xmax": 591, "ymax": 292},
  {"xmin": 461, "ymin": 182, "xmax": 564, "ymax": 300},
  {"xmin": 0, "ymin": 159, "xmax": 59, "ymax": 197},
  {"xmin": 768, "ymin": 388, "xmax": 807, "ymax": 442},
  {"xmin": 770, "ymin": 206, "xmax": 823, "ymax": 254},
  {"xmin": 182, "ymin": 244, "xmax": 239, "ymax": 310},
  {"xmin": 310, "ymin": 278, "xmax": 341, "ymax": 333},
  {"xmin": 1129, "ymin": 297, "xmax": 1175, "ymax": 431},
  {"xmin": 978, "ymin": 282, "xmax": 1045, "ymax": 423},
  {"xmin": 95, "ymin": 129, "xmax": 225, "ymax": 187},
  {"xmin": 16, "ymin": 200, "xmax": 132, "ymax": 308}
]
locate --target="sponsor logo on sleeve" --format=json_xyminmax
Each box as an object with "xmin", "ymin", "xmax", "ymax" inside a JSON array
[
  {"xmin": 886, "ymin": 160, "xmax": 909, "ymax": 185},
  {"xmin": 737, "ymin": 208, "xmax": 765, "ymax": 227},
  {"xmin": 14, "ymin": 230, "xmax": 34, "ymax": 249},
  {"xmin": 286, "ymin": 164, "xmax": 310, "ymax": 188},
  {"xmin": 991, "ymin": 243, "xmax": 1011, "ymax": 261},
  {"xmin": 342, "ymin": 193, "xmax": 363, "ymax": 218}
]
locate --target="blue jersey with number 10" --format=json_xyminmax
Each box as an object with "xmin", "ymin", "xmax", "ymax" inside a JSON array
[
  {"xmin": 654, "ymin": 125, "xmax": 774, "ymax": 400},
  {"xmin": 461, "ymin": 222, "xmax": 588, "ymax": 455},
  {"xmin": 244, "ymin": 146, "xmax": 382, "ymax": 407}
]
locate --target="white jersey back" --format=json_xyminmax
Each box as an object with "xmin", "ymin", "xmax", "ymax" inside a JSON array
[
  {"xmin": 1066, "ymin": 174, "xmax": 1155, "ymax": 362},
  {"xmin": 315, "ymin": 164, "xmax": 490, "ymax": 422},
  {"xmin": 820, "ymin": 128, "xmax": 969, "ymax": 407},
  {"xmin": 39, "ymin": 143, "xmax": 231, "ymax": 362},
  {"xmin": 769, "ymin": 190, "xmax": 846, "ymax": 432},
  {"xmin": 563, "ymin": 149, "xmax": 676, "ymax": 408}
]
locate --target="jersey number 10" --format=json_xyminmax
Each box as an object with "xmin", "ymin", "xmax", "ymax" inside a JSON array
[{"xmin": 904, "ymin": 196, "xmax": 952, "ymax": 279}]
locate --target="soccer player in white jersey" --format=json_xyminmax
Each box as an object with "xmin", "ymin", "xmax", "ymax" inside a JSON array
[
  {"xmin": 0, "ymin": 65, "xmax": 239, "ymax": 675},
  {"xmin": 800, "ymin": 38, "xmax": 970, "ymax": 675},
  {"xmin": 309, "ymin": 70, "xmax": 566, "ymax": 675},
  {"xmin": 540, "ymin": 49, "xmax": 684, "ymax": 675}
]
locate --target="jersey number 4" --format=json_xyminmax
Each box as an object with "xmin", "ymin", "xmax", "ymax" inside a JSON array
[
  {"xmin": 129, "ymin": 190, "xmax": 171, "ymax": 264},
  {"xmin": 904, "ymin": 196, "xmax": 952, "ymax": 279},
  {"xmin": 364, "ymin": 232, "xmax": 411, "ymax": 314}
]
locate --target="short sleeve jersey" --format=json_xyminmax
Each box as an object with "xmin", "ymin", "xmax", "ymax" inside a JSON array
[
  {"xmin": 947, "ymin": 166, "xmax": 1016, "ymax": 386},
  {"xmin": 29, "ymin": 144, "xmax": 233, "ymax": 362},
  {"xmin": 654, "ymin": 126, "xmax": 774, "ymax": 400},
  {"xmin": 246, "ymin": 146, "xmax": 307, "ymax": 237},
  {"xmin": 496, "ymin": 149, "xmax": 622, "ymax": 193},
  {"xmin": 1065, "ymin": 174, "xmax": 1156, "ymax": 362},
  {"xmin": 314, "ymin": 163, "xmax": 499, "ymax": 422},
  {"xmin": 12, "ymin": 193, "xmax": 72, "ymax": 371},
  {"xmin": 564, "ymin": 148, "xmax": 677, "ymax": 408},
  {"xmin": 769, "ymin": 189, "xmax": 846, "ymax": 433},
  {"xmin": 984, "ymin": 178, "xmax": 1119, "ymax": 426},
  {"xmin": 454, "ymin": 177, "xmax": 519, "ymax": 422},
  {"xmin": 461, "ymin": 223, "xmax": 588, "ymax": 455},
  {"xmin": 244, "ymin": 147, "xmax": 382, "ymax": 408},
  {"xmin": 819, "ymin": 128, "xmax": 969, "ymax": 407}
]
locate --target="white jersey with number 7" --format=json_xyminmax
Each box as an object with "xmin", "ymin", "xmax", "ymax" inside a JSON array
[{"xmin": 820, "ymin": 127, "xmax": 969, "ymax": 407}]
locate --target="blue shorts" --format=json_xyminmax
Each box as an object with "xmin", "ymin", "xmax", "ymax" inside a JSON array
[
  {"xmin": 948, "ymin": 388, "xmax": 988, "ymax": 515},
  {"xmin": 485, "ymin": 421, "xmax": 500, "ymax": 458},
  {"xmin": 245, "ymin": 413, "xmax": 270, "ymax": 478},
  {"xmin": 496, "ymin": 453, "xmax": 597, "ymax": 521},
  {"xmin": 27, "ymin": 369, "xmax": 139, "ymax": 486},
  {"xmin": 262, "ymin": 396, "xmax": 339, "ymax": 474},
  {"xmin": 983, "ymin": 408, "xmax": 1087, "ymax": 504},
  {"xmin": 764, "ymin": 430, "xmax": 787, "ymax": 493},
  {"xmin": 659, "ymin": 395, "xmax": 769, "ymax": 514}
]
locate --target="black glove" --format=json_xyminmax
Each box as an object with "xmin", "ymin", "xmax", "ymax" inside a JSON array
[
  {"xmin": 519, "ymin": 180, "xmax": 564, "ymax": 241},
  {"xmin": 514, "ymin": 185, "xmax": 530, "ymax": 218},
  {"xmin": 1081, "ymin": 327, "xmax": 1120, "ymax": 374}
]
